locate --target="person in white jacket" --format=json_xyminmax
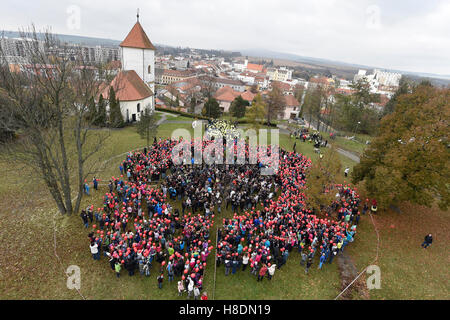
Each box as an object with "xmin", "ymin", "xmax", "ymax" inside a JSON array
[
  {"xmin": 267, "ymin": 263, "xmax": 276, "ymax": 280},
  {"xmin": 242, "ymin": 253, "xmax": 250, "ymax": 272},
  {"xmin": 193, "ymin": 286, "xmax": 200, "ymax": 300},
  {"xmin": 90, "ymin": 242, "xmax": 99, "ymax": 260},
  {"xmin": 177, "ymin": 280, "xmax": 185, "ymax": 296},
  {"xmin": 187, "ymin": 278, "xmax": 194, "ymax": 299}
]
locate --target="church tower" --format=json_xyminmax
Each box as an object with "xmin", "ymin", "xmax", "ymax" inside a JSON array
[{"xmin": 120, "ymin": 11, "xmax": 155, "ymax": 95}]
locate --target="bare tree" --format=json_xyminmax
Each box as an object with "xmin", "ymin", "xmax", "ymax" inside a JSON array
[
  {"xmin": 265, "ymin": 85, "xmax": 285, "ymax": 124},
  {"xmin": 199, "ymin": 75, "xmax": 217, "ymax": 99},
  {"xmin": 0, "ymin": 26, "xmax": 113, "ymax": 214}
]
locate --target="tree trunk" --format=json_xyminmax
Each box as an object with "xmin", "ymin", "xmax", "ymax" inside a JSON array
[
  {"xmin": 74, "ymin": 119, "xmax": 84, "ymax": 215},
  {"xmin": 57, "ymin": 112, "xmax": 73, "ymax": 214},
  {"xmin": 36, "ymin": 142, "xmax": 67, "ymax": 214}
]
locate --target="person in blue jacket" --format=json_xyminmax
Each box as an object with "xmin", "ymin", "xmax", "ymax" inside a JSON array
[
  {"xmin": 318, "ymin": 253, "xmax": 327, "ymax": 269},
  {"xmin": 237, "ymin": 243, "xmax": 243, "ymax": 255}
]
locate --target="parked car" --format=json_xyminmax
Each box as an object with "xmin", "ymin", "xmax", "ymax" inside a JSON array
[{"xmin": 289, "ymin": 117, "xmax": 305, "ymax": 125}]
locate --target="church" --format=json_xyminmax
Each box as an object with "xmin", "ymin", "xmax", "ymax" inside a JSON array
[{"xmin": 101, "ymin": 13, "xmax": 155, "ymax": 122}]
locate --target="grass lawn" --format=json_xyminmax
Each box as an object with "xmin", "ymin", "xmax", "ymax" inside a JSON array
[
  {"xmin": 0, "ymin": 121, "xmax": 447, "ymax": 300},
  {"xmin": 346, "ymin": 203, "xmax": 450, "ymax": 300}
]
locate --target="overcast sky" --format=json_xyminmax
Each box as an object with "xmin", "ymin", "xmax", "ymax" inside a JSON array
[{"xmin": 1, "ymin": 0, "xmax": 449, "ymax": 75}]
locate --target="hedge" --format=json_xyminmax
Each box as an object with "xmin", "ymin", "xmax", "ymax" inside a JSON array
[
  {"xmin": 155, "ymin": 106, "xmax": 210, "ymax": 120},
  {"xmin": 155, "ymin": 107, "xmax": 277, "ymax": 127}
]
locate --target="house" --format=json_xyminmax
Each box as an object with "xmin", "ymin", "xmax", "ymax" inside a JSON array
[
  {"xmin": 246, "ymin": 63, "xmax": 264, "ymax": 73},
  {"xmin": 200, "ymin": 76, "xmax": 246, "ymax": 92},
  {"xmin": 309, "ymin": 76, "xmax": 334, "ymax": 90},
  {"xmin": 213, "ymin": 86, "xmax": 257, "ymax": 112},
  {"xmin": 155, "ymin": 97, "xmax": 168, "ymax": 109},
  {"xmin": 155, "ymin": 68, "xmax": 198, "ymax": 85},
  {"xmin": 233, "ymin": 59, "xmax": 248, "ymax": 72},
  {"xmin": 280, "ymin": 95, "xmax": 301, "ymax": 120},
  {"xmin": 271, "ymin": 80, "xmax": 292, "ymax": 94},
  {"xmin": 240, "ymin": 91, "xmax": 256, "ymax": 104},
  {"xmin": 267, "ymin": 67, "xmax": 292, "ymax": 82},
  {"xmin": 213, "ymin": 86, "xmax": 241, "ymax": 112},
  {"xmin": 236, "ymin": 71, "xmax": 256, "ymax": 85}
]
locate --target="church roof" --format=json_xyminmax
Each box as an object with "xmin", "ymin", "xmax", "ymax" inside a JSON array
[
  {"xmin": 247, "ymin": 63, "xmax": 264, "ymax": 72},
  {"xmin": 101, "ymin": 70, "xmax": 153, "ymax": 102},
  {"xmin": 120, "ymin": 22, "xmax": 156, "ymax": 50}
]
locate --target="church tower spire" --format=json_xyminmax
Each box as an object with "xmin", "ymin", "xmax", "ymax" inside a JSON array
[{"xmin": 119, "ymin": 11, "xmax": 155, "ymax": 105}]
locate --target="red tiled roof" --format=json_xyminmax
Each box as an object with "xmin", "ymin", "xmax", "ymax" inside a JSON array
[
  {"xmin": 272, "ymin": 80, "xmax": 291, "ymax": 91},
  {"xmin": 240, "ymin": 91, "xmax": 256, "ymax": 102},
  {"xmin": 102, "ymin": 70, "xmax": 153, "ymax": 101},
  {"xmin": 120, "ymin": 22, "xmax": 156, "ymax": 50},
  {"xmin": 336, "ymin": 88, "xmax": 354, "ymax": 95},
  {"xmin": 284, "ymin": 95, "xmax": 300, "ymax": 107},
  {"xmin": 247, "ymin": 63, "xmax": 264, "ymax": 72},
  {"xmin": 310, "ymin": 77, "xmax": 331, "ymax": 85},
  {"xmin": 214, "ymin": 85, "xmax": 234, "ymax": 96},
  {"xmin": 214, "ymin": 86, "xmax": 240, "ymax": 102}
]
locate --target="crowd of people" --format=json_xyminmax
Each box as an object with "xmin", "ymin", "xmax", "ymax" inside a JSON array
[
  {"xmin": 83, "ymin": 139, "xmax": 217, "ymax": 298},
  {"xmin": 81, "ymin": 136, "xmax": 362, "ymax": 296},
  {"xmin": 215, "ymin": 151, "xmax": 361, "ymax": 279},
  {"xmin": 291, "ymin": 128, "xmax": 328, "ymax": 149}
]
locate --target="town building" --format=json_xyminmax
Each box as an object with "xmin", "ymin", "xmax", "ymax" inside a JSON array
[
  {"xmin": 200, "ymin": 76, "xmax": 246, "ymax": 92},
  {"xmin": 280, "ymin": 95, "xmax": 301, "ymax": 120},
  {"xmin": 102, "ymin": 13, "xmax": 155, "ymax": 122},
  {"xmin": 213, "ymin": 86, "xmax": 256, "ymax": 113},
  {"xmin": 267, "ymin": 67, "xmax": 293, "ymax": 82},
  {"xmin": 353, "ymin": 69, "xmax": 401, "ymax": 96},
  {"xmin": 246, "ymin": 63, "xmax": 264, "ymax": 73},
  {"xmin": 155, "ymin": 68, "xmax": 198, "ymax": 85}
]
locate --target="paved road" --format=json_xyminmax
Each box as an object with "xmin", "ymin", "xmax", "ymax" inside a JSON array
[{"xmin": 335, "ymin": 147, "xmax": 360, "ymax": 163}]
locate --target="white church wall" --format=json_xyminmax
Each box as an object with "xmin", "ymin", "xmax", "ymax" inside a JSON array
[
  {"xmin": 121, "ymin": 46, "xmax": 155, "ymax": 92},
  {"xmin": 119, "ymin": 96, "xmax": 154, "ymax": 123}
]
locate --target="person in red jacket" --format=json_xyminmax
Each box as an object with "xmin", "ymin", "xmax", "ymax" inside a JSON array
[
  {"xmin": 201, "ymin": 291, "xmax": 208, "ymax": 300},
  {"xmin": 257, "ymin": 264, "xmax": 268, "ymax": 282}
]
